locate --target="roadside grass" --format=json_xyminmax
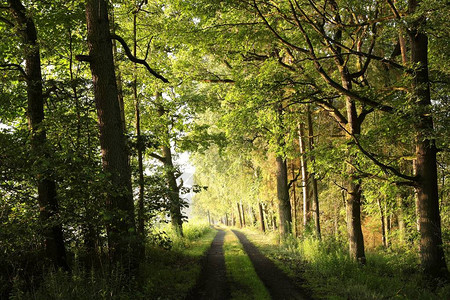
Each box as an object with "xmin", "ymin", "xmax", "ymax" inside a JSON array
[
  {"xmin": 241, "ymin": 228, "xmax": 450, "ymax": 300},
  {"xmin": 141, "ymin": 221, "xmax": 216, "ymax": 299},
  {"xmin": 223, "ymin": 229, "xmax": 271, "ymax": 300},
  {"xmin": 11, "ymin": 221, "xmax": 215, "ymax": 300}
]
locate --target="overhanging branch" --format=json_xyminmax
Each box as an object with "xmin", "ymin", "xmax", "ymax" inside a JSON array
[
  {"xmin": 335, "ymin": 122, "xmax": 417, "ymax": 183},
  {"xmin": 110, "ymin": 34, "xmax": 168, "ymax": 83},
  {"xmin": 149, "ymin": 152, "xmax": 164, "ymax": 162},
  {"xmin": 0, "ymin": 63, "xmax": 27, "ymax": 78}
]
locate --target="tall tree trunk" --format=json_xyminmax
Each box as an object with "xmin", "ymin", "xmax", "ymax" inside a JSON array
[
  {"xmin": 408, "ymin": 1, "xmax": 447, "ymax": 276},
  {"xmin": 327, "ymin": 1, "xmax": 366, "ymax": 263},
  {"xmin": 8, "ymin": 0, "xmax": 68, "ymax": 271},
  {"xmin": 250, "ymin": 205, "xmax": 257, "ymax": 226},
  {"xmin": 397, "ymin": 193, "xmax": 407, "ymax": 244},
  {"xmin": 155, "ymin": 96, "xmax": 183, "ymax": 236},
  {"xmin": 290, "ymin": 161, "xmax": 298, "ymax": 236},
  {"xmin": 240, "ymin": 201, "xmax": 246, "ymax": 227},
  {"xmin": 307, "ymin": 106, "xmax": 321, "ymax": 239},
  {"xmin": 298, "ymin": 123, "xmax": 311, "ymax": 229},
  {"xmin": 343, "ymin": 84, "xmax": 366, "ymax": 264},
  {"xmin": 110, "ymin": 9, "xmax": 126, "ymax": 131},
  {"xmin": 386, "ymin": 209, "xmax": 391, "ymax": 248},
  {"xmin": 264, "ymin": 205, "xmax": 271, "ymax": 231},
  {"xmin": 345, "ymin": 163, "xmax": 365, "ymax": 263},
  {"xmin": 85, "ymin": 0, "xmax": 136, "ymax": 266},
  {"xmin": 258, "ymin": 202, "xmax": 266, "ymax": 232},
  {"xmin": 237, "ymin": 203, "xmax": 243, "ymax": 228},
  {"xmin": 133, "ymin": 12, "xmax": 145, "ymax": 239},
  {"xmin": 333, "ymin": 202, "xmax": 339, "ymax": 237},
  {"xmin": 272, "ymin": 215, "xmax": 278, "ymax": 231},
  {"xmin": 276, "ymin": 156, "xmax": 292, "ymax": 235},
  {"xmin": 377, "ymin": 198, "xmax": 387, "ymax": 248},
  {"xmin": 161, "ymin": 142, "xmax": 183, "ymax": 236}
]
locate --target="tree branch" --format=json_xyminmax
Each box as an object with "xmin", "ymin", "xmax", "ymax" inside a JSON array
[
  {"xmin": 313, "ymin": 97, "xmax": 348, "ymax": 126},
  {"xmin": 200, "ymin": 79, "xmax": 235, "ymax": 83},
  {"xmin": 253, "ymin": 0, "xmax": 309, "ymax": 54},
  {"xmin": 335, "ymin": 122, "xmax": 418, "ymax": 183},
  {"xmin": 75, "ymin": 54, "xmax": 91, "ymax": 62},
  {"xmin": 0, "ymin": 15, "xmax": 14, "ymax": 26},
  {"xmin": 288, "ymin": 169, "xmax": 302, "ymax": 188},
  {"xmin": 386, "ymin": 0, "xmax": 401, "ymax": 19},
  {"xmin": 149, "ymin": 152, "xmax": 165, "ymax": 162},
  {"xmin": 110, "ymin": 34, "xmax": 168, "ymax": 83},
  {"xmin": 0, "ymin": 63, "xmax": 27, "ymax": 78},
  {"xmin": 357, "ymin": 107, "xmax": 374, "ymax": 124}
]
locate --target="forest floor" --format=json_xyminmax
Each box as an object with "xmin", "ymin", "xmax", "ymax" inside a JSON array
[{"xmin": 189, "ymin": 226, "xmax": 311, "ymax": 300}]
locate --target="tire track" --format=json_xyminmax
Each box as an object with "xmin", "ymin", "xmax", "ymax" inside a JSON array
[
  {"xmin": 187, "ymin": 228, "xmax": 230, "ymax": 300},
  {"xmin": 232, "ymin": 230, "xmax": 311, "ymax": 300}
]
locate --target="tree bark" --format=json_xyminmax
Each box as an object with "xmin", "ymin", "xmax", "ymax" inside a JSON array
[
  {"xmin": 290, "ymin": 161, "xmax": 298, "ymax": 236},
  {"xmin": 307, "ymin": 106, "xmax": 321, "ymax": 239},
  {"xmin": 397, "ymin": 192, "xmax": 407, "ymax": 244},
  {"xmin": 8, "ymin": 0, "xmax": 68, "ymax": 271},
  {"xmin": 162, "ymin": 141, "xmax": 184, "ymax": 236},
  {"xmin": 377, "ymin": 198, "xmax": 387, "ymax": 248},
  {"xmin": 85, "ymin": 0, "xmax": 136, "ymax": 266},
  {"xmin": 343, "ymin": 79, "xmax": 366, "ymax": 264},
  {"xmin": 258, "ymin": 202, "xmax": 266, "ymax": 232},
  {"xmin": 110, "ymin": 9, "xmax": 126, "ymax": 131},
  {"xmin": 237, "ymin": 202, "xmax": 243, "ymax": 228},
  {"xmin": 386, "ymin": 209, "xmax": 391, "ymax": 248},
  {"xmin": 408, "ymin": 0, "xmax": 448, "ymax": 277},
  {"xmin": 240, "ymin": 201, "xmax": 246, "ymax": 227},
  {"xmin": 155, "ymin": 98, "xmax": 184, "ymax": 236},
  {"xmin": 298, "ymin": 123, "xmax": 311, "ymax": 229},
  {"xmin": 264, "ymin": 205, "xmax": 272, "ymax": 231},
  {"xmin": 276, "ymin": 155, "xmax": 292, "ymax": 235},
  {"xmin": 132, "ymin": 12, "xmax": 145, "ymax": 239}
]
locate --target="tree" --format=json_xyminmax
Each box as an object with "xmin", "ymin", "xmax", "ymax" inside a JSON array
[
  {"xmin": 82, "ymin": 0, "xmax": 137, "ymax": 265},
  {"xmin": 154, "ymin": 93, "xmax": 185, "ymax": 236},
  {"xmin": 7, "ymin": 0, "xmax": 68, "ymax": 270},
  {"xmin": 407, "ymin": 0, "xmax": 447, "ymax": 277}
]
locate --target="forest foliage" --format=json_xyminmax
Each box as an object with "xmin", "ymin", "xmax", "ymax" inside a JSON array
[{"xmin": 0, "ymin": 0, "xmax": 449, "ymax": 298}]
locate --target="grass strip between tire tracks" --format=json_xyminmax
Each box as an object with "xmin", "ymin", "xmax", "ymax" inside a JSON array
[{"xmin": 223, "ymin": 228, "xmax": 271, "ymax": 300}]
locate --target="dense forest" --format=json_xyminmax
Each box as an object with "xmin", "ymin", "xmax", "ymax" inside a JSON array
[{"xmin": 0, "ymin": 0, "xmax": 449, "ymax": 299}]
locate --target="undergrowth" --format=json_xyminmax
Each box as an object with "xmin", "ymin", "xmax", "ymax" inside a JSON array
[
  {"xmin": 9, "ymin": 221, "xmax": 214, "ymax": 299},
  {"xmin": 242, "ymin": 228, "xmax": 450, "ymax": 300}
]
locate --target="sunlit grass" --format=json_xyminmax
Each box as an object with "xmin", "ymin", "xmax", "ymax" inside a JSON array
[
  {"xmin": 241, "ymin": 228, "xmax": 450, "ymax": 300},
  {"xmin": 164, "ymin": 218, "xmax": 213, "ymax": 252},
  {"xmin": 223, "ymin": 229, "xmax": 271, "ymax": 300},
  {"xmin": 141, "ymin": 225, "xmax": 216, "ymax": 299}
]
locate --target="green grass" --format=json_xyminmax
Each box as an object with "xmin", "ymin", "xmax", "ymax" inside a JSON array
[
  {"xmin": 139, "ymin": 226, "xmax": 216, "ymax": 299},
  {"xmin": 241, "ymin": 228, "xmax": 450, "ymax": 300},
  {"xmin": 223, "ymin": 229, "xmax": 271, "ymax": 300},
  {"xmin": 10, "ymin": 222, "xmax": 216, "ymax": 300}
]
